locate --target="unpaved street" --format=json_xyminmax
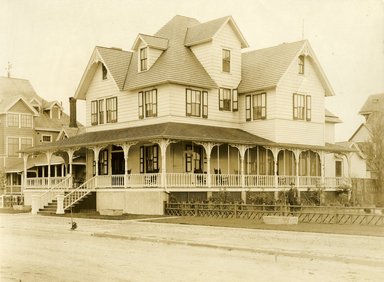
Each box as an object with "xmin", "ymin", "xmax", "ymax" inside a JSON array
[{"xmin": 1, "ymin": 214, "xmax": 383, "ymax": 282}]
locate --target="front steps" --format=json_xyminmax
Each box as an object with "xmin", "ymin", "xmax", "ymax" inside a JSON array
[{"xmin": 37, "ymin": 192, "xmax": 96, "ymax": 215}]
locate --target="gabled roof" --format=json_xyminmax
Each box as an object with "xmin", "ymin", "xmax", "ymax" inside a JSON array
[
  {"xmin": 184, "ymin": 16, "xmax": 249, "ymax": 48},
  {"xmin": 34, "ymin": 111, "xmax": 71, "ymax": 130},
  {"xmin": 75, "ymin": 47, "xmax": 132, "ymax": 99},
  {"xmin": 132, "ymin": 34, "xmax": 169, "ymax": 50},
  {"xmin": 43, "ymin": 100, "xmax": 63, "ymax": 111},
  {"xmin": 325, "ymin": 109, "xmax": 342, "ymax": 123},
  {"xmin": 0, "ymin": 96, "xmax": 39, "ymax": 115},
  {"xmin": 238, "ymin": 40, "xmax": 336, "ymax": 97},
  {"xmin": 124, "ymin": 15, "xmax": 217, "ymax": 91},
  {"xmin": 359, "ymin": 93, "xmax": 384, "ymax": 115}
]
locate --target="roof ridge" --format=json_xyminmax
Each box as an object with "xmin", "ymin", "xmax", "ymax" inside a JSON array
[{"xmin": 243, "ymin": 40, "xmax": 307, "ymax": 55}]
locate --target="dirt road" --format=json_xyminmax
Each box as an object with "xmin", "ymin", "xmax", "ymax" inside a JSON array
[{"xmin": 1, "ymin": 214, "xmax": 383, "ymax": 281}]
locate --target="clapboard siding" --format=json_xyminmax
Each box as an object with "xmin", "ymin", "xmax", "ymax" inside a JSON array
[
  {"xmin": 191, "ymin": 23, "xmax": 242, "ymax": 89},
  {"xmin": 273, "ymin": 55, "xmax": 325, "ymax": 145},
  {"xmin": 85, "ymin": 63, "xmax": 126, "ymax": 127},
  {"xmin": 324, "ymin": 123, "xmax": 335, "ymax": 144},
  {"xmin": 8, "ymin": 100, "xmax": 34, "ymax": 114}
]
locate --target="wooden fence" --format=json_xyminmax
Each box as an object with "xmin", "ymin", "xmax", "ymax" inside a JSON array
[{"xmin": 165, "ymin": 203, "xmax": 384, "ymax": 226}]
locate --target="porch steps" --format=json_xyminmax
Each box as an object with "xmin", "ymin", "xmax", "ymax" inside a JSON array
[{"xmin": 37, "ymin": 195, "xmax": 91, "ymax": 215}]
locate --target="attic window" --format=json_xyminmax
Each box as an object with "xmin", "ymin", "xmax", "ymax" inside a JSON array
[
  {"xmin": 140, "ymin": 47, "xmax": 148, "ymax": 71},
  {"xmin": 102, "ymin": 64, "xmax": 107, "ymax": 80},
  {"xmin": 298, "ymin": 55, "xmax": 305, "ymax": 74},
  {"xmin": 222, "ymin": 49, "xmax": 231, "ymax": 73}
]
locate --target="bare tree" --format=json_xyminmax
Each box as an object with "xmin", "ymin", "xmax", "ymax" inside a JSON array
[
  {"xmin": 362, "ymin": 112, "xmax": 384, "ymax": 201},
  {"xmin": 0, "ymin": 170, "xmax": 7, "ymax": 195}
]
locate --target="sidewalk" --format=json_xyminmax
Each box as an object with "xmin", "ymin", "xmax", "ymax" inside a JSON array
[{"xmin": 2, "ymin": 213, "xmax": 384, "ymax": 267}]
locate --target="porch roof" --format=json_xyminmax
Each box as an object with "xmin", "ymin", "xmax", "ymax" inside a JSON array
[{"xmin": 21, "ymin": 122, "xmax": 355, "ymax": 154}]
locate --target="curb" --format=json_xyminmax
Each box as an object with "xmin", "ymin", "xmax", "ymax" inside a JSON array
[{"xmin": 92, "ymin": 232, "xmax": 384, "ymax": 267}]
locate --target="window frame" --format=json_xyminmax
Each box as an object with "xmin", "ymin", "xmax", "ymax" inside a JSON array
[
  {"xmin": 98, "ymin": 99, "xmax": 105, "ymax": 124},
  {"xmin": 7, "ymin": 113, "xmax": 19, "ymax": 127},
  {"xmin": 232, "ymin": 89, "xmax": 238, "ymax": 112},
  {"xmin": 335, "ymin": 160, "xmax": 343, "ymax": 177},
  {"xmin": 139, "ymin": 89, "xmax": 157, "ymax": 119},
  {"xmin": 140, "ymin": 47, "xmax": 148, "ymax": 72},
  {"xmin": 306, "ymin": 95, "xmax": 312, "ymax": 121},
  {"xmin": 222, "ymin": 49, "xmax": 231, "ymax": 73},
  {"xmin": 41, "ymin": 134, "xmax": 52, "ymax": 143},
  {"xmin": 245, "ymin": 95, "xmax": 251, "ymax": 121},
  {"xmin": 219, "ymin": 88, "xmax": 232, "ymax": 111},
  {"xmin": 102, "ymin": 64, "xmax": 108, "ymax": 80},
  {"xmin": 20, "ymin": 114, "xmax": 32, "ymax": 128},
  {"xmin": 7, "ymin": 137, "xmax": 19, "ymax": 157},
  {"xmin": 106, "ymin": 97, "xmax": 118, "ymax": 123},
  {"xmin": 293, "ymin": 93, "xmax": 305, "ymax": 120},
  {"xmin": 252, "ymin": 92, "xmax": 266, "ymax": 120},
  {"xmin": 298, "ymin": 55, "xmax": 305, "ymax": 74},
  {"xmin": 91, "ymin": 100, "xmax": 99, "ymax": 126},
  {"xmin": 186, "ymin": 88, "xmax": 206, "ymax": 118}
]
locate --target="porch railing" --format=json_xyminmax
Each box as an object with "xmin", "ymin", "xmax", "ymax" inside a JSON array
[
  {"xmin": 26, "ymin": 177, "xmax": 68, "ymax": 189},
  {"xmin": 38, "ymin": 176, "xmax": 72, "ymax": 209}
]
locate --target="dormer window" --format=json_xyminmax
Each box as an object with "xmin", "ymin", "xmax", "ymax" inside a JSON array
[
  {"xmin": 140, "ymin": 47, "xmax": 148, "ymax": 71},
  {"xmin": 298, "ymin": 55, "xmax": 305, "ymax": 74},
  {"xmin": 102, "ymin": 64, "xmax": 108, "ymax": 80},
  {"xmin": 222, "ymin": 49, "xmax": 231, "ymax": 73}
]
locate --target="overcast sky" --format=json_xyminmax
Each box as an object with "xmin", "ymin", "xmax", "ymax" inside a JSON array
[{"xmin": 1, "ymin": 0, "xmax": 383, "ymax": 141}]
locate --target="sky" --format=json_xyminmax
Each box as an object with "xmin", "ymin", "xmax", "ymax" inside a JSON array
[{"xmin": 1, "ymin": 0, "xmax": 383, "ymax": 141}]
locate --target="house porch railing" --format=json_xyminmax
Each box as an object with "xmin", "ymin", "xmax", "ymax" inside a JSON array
[{"xmin": 23, "ymin": 174, "xmax": 352, "ymax": 190}]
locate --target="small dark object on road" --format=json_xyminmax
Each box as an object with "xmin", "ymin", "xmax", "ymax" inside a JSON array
[{"xmin": 71, "ymin": 221, "xmax": 77, "ymax": 230}]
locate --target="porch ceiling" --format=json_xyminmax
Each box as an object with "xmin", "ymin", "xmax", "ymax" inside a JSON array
[{"xmin": 20, "ymin": 122, "xmax": 355, "ymax": 154}]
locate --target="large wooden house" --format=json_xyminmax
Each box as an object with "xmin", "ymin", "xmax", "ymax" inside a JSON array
[{"xmin": 22, "ymin": 16, "xmax": 354, "ymax": 215}]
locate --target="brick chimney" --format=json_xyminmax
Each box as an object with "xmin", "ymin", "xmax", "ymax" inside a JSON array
[{"xmin": 69, "ymin": 97, "xmax": 77, "ymax": 128}]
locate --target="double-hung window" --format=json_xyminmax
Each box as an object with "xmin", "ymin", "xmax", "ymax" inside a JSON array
[
  {"xmin": 106, "ymin": 97, "xmax": 117, "ymax": 123},
  {"xmin": 293, "ymin": 94, "xmax": 305, "ymax": 120},
  {"xmin": 293, "ymin": 93, "xmax": 311, "ymax": 121},
  {"xmin": 20, "ymin": 114, "xmax": 32, "ymax": 128},
  {"xmin": 7, "ymin": 113, "xmax": 19, "ymax": 127},
  {"xmin": 91, "ymin": 100, "xmax": 98, "ymax": 125},
  {"xmin": 138, "ymin": 89, "xmax": 157, "ymax": 119},
  {"xmin": 298, "ymin": 55, "xmax": 305, "ymax": 74},
  {"xmin": 222, "ymin": 49, "xmax": 231, "ymax": 73},
  {"xmin": 7, "ymin": 137, "xmax": 19, "ymax": 157},
  {"xmin": 219, "ymin": 88, "xmax": 232, "ymax": 111},
  {"xmin": 140, "ymin": 47, "xmax": 148, "ymax": 71},
  {"xmin": 186, "ymin": 89, "xmax": 208, "ymax": 118},
  {"xmin": 245, "ymin": 92, "xmax": 266, "ymax": 121},
  {"xmin": 252, "ymin": 93, "xmax": 266, "ymax": 120}
]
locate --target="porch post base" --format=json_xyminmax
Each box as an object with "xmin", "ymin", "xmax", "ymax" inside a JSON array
[
  {"xmin": 241, "ymin": 191, "xmax": 246, "ymax": 203},
  {"xmin": 56, "ymin": 194, "xmax": 65, "ymax": 214},
  {"xmin": 31, "ymin": 195, "xmax": 40, "ymax": 215}
]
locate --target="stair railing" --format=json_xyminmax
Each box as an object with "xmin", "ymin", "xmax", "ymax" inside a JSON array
[
  {"xmin": 63, "ymin": 176, "xmax": 96, "ymax": 210},
  {"xmin": 38, "ymin": 175, "xmax": 72, "ymax": 209}
]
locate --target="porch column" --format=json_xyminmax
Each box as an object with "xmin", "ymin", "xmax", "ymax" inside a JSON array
[
  {"xmin": 196, "ymin": 142, "xmax": 220, "ymax": 189},
  {"xmin": 293, "ymin": 149, "xmax": 301, "ymax": 200},
  {"xmin": 118, "ymin": 142, "xmax": 136, "ymax": 189},
  {"xmin": 231, "ymin": 144, "xmax": 250, "ymax": 190},
  {"xmin": 92, "ymin": 146, "xmax": 102, "ymax": 187},
  {"xmin": 155, "ymin": 139, "xmax": 172, "ymax": 190},
  {"xmin": 269, "ymin": 147, "xmax": 280, "ymax": 201},
  {"xmin": 46, "ymin": 151, "xmax": 53, "ymax": 188},
  {"xmin": 66, "ymin": 148, "xmax": 78, "ymax": 188},
  {"xmin": 319, "ymin": 151, "xmax": 325, "ymax": 187},
  {"xmin": 22, "ymin": 153, "xmax": 29, "ymax": 192}
]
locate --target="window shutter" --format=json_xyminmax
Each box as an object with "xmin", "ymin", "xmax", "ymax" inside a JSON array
[
  {"xmin": 153, "ymin": 89, "xmax": 158, "ymax": 117},
  {"xmin": 232, "ymin": 89, "xmax": 238, "ymax": 111},
  {"xmin": 306, "ymin": 95, "xmax": 312, "ymax": 121},
  {"xmin": 219, "ymin": 88, "xmax": 224, "ymax": 110},
  {"xmin": 138, "ymin": 92, "xmax": 144, "ymax": 119},
  {"xmin": 186, "ymin": 89, "xmax": 192, "ymax": 116},
  {"xmin": 202, "ymin": 91, "xmax": 208, "ymax": 118},
  {"xmin": 245, "ymin": 95, "xmax": 251, "ymax": 121},
  {"xmin": 140, "ymin": 146, "xmax": 144, "ymax": 173}
]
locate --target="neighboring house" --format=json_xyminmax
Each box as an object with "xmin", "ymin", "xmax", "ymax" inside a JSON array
[
  {"xmin": 349, "ymin": 93, "xmax": 384, "ymax": 179},
  {"xmin": 22, "ymin": 15, "xmax": 354, "ymax": 215},
  {"xmin": 0, "ymin": 77, "xmax": 84, "ymax": 197}
]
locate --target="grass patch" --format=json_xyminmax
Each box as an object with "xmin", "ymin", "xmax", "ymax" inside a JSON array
[
  {"xmin": 47, "ymin": 211, "xmax": 166, "ymax": 221},
  {"xmin": 0, "ymin": 208, "xmax": 30, "ymax": 214},
  {"xmin": 149, "ymin": 216, "xmax": 384, "ymax": 237}
]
